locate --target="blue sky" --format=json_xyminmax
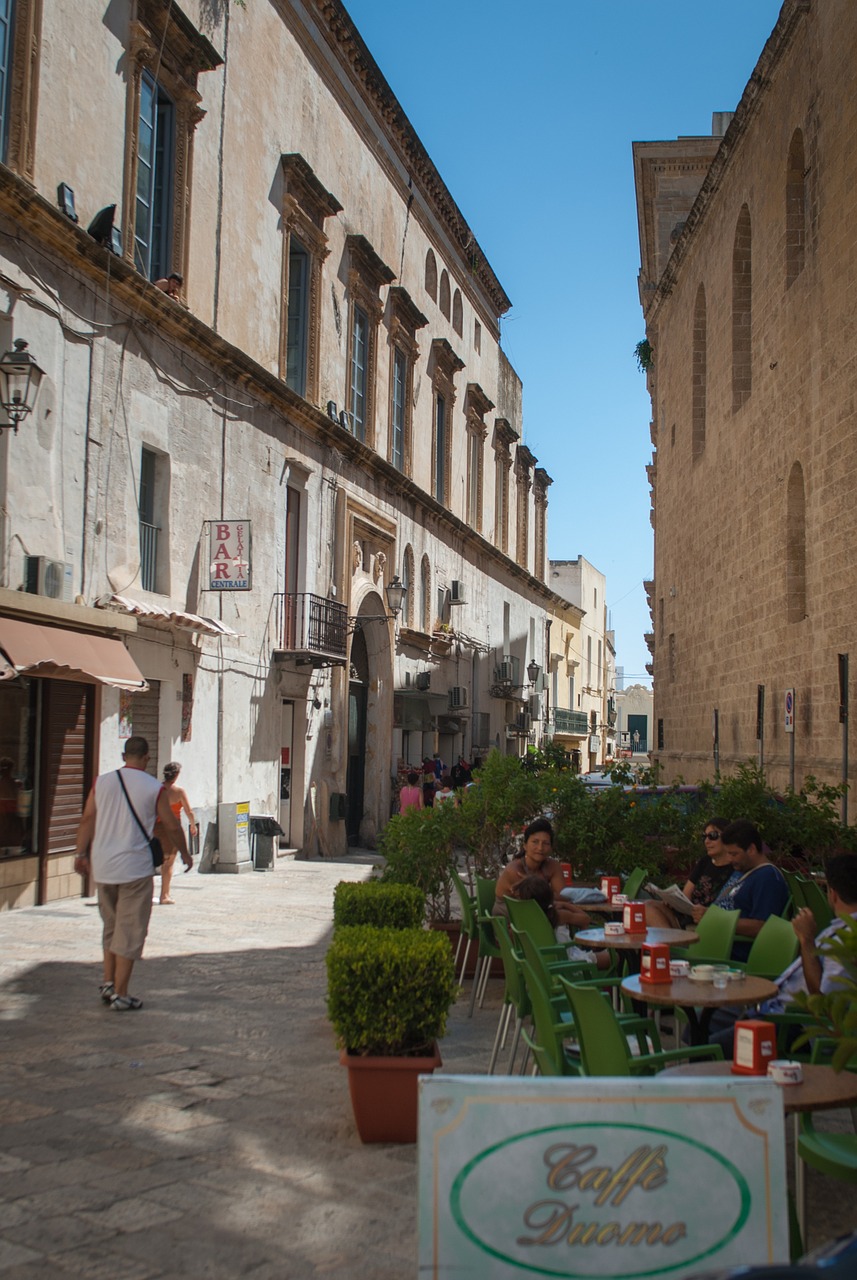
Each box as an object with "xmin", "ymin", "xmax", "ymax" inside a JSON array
[{"xmin": 343, "ymin": 0, "xmax": 784, "ymax": 686}]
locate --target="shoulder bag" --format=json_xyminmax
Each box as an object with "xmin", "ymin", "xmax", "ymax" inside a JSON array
[{"xmin": 116, "ymin": 769, "xmax": 164, "ymax": 868}]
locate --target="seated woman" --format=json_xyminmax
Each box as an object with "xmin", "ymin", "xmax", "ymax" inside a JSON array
[
  {"xmin": 493, "ymin": 817, "xmax": 591, "ymax": 931},
  {"xmin": 515, "ymin": 872, "xmax": 612, "ymax": 971},
  {"xmin": 645, "ymin": 815, "xmax": 735, "ymax": 928}
]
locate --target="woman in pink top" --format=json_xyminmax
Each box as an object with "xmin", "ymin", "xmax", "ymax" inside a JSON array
[
  {"xmin": 156, "ymin": 762, "xmax": 197, "ymax": 904},
  {"xmin": 399, "ymin": 771, "xmax": 425, "ymax": 814}
]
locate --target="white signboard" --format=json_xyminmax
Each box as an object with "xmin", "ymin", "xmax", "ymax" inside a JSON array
[
  {"xmin": 419, "ymin": 1075, "xmax": 788, "ymax": 1279},
  {"xmin": 209, "ymin": 520, "xmax": 251, "ymax": 590},
  {"xmin": 785, "ymin": 688, "xmax": 795, "ymax": 734}
]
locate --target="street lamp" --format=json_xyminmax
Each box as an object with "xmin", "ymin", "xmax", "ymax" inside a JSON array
[
  {"xmin": 526, "ymin": 659, "xmax": 541, "ymax": 686},
  {"xmin": 0, "ymin": 340, "xmax": 44, "ymax": 433},
  {"xmin": 347, "ymin": 575, "xmax": 408, "ymax": 631}
]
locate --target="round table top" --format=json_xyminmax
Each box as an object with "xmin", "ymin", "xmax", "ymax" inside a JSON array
[
  {"xmin": 658, "ymin": 1060, "xmax": 857, "ymax": 1113},
  {"xmin": 574, "ymin": 926, "xmax": 698, "ymax": 950},
  {"xmin": 621, "ymin": 972, "xmax": 778, "ymax": 1009},
  {"xmin": 577, "ymin": 901, "xmax": 624, "ymax": 915}
]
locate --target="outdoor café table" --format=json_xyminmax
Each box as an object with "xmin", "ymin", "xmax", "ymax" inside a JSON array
[
  {"xmin": 620, "ymin": 972, "xmax": 778, "ymax": 1047},
  {"xmin": 574, "ymin": 926, "xmax": 699, "ymax": 950},
  {"xmin": 658, "ymin": 1058, "xmax": 857, "ymax": 1243},
  {"xmin": 577, "ymin": 901, "xmax": 625, "ymax": 916}
]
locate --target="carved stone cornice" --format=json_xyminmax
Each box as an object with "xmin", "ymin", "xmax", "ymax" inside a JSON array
[
  {"xmin": 534, "ymin": 468, "xmax": 552, "ymax": 499},
  {"xmin": 493, "ymin": 417, "xmax": 518, "ymax": 451},
  {"xmin": 389, "ymin": 286, "xmax": 428, "ymax": 336},
  {"xmin": 136, "ymin": 0, "xmax": 223, "ymax": 77},
  {"xmin": 516, "ymin": 445, "xmax": 537, "ymax": 472},
  {"xmin": 280, "ymin": 153, "xmax": 343, "ymax": 226},
  {"xmin": 430, "ymin": 337, "xmax": 465, "ymax": 381},
  {"xmin": 310, "ymin": 0, "xmax": 511, "ymax": 320},
  {"xmin": 346, "ymin": 233, "xmax": 396, "ymax": 291},
  {"xmin": 465, "ymin": 382, "xmax": 494, "ymax": 419}
]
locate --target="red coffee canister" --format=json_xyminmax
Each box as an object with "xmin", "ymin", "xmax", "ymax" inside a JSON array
[
  {"xmin": 560, "ymin": 862, "xmax": 573, "ymax": 887},
  {"xmin": 623, "ymin": 901, "xmax": 647, "ymax": 933},
  {"xmin": 732, "ymin": 1020, "xmax": 777, "ymax": 1075},
  {"xmin": 641, "ymin": 942, "xmax": 671, "ymax": 983},
  {"xmin": 601, "ymin": 876, "xmax": 621, "ymax": 902}
]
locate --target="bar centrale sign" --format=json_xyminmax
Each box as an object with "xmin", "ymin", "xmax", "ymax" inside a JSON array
[
  {"xmin": 419, "ymin": 1076, "xmax": 787, "ymax": 1278},
  {"xmin": 208, "ymin": 520, "xmax": 251, "ymax": 590}
]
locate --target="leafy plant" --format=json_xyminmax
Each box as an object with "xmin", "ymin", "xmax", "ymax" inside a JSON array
[
  {"xmin": 332, "ymin": 880, "xmax": 425, "ymax": 930},
  {"xmin": 326, "ymin": 925, "xmax": 457, "ymax": 1056},
  {"xmin": 789, "ymin": 912, "xmax": 857, "ymax": 1070},
  {"xmin": 635, "ymin": 338, "xmax": 654, "ymax": 372},
  {"xmin": 378, "ymin": 802, "xmax": 459, "ymax": 922}
]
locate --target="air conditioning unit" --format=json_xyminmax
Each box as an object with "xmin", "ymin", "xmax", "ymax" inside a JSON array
[
  {"xmin": 449, "ymin": 580, "xmax": 466, "ymax": 605},
  {"xmin": 415, "ymin": 671, "xmax": 431, "ymax": 691},
  {"xmin": 449, "ymin": 686, "xmax": 468, "ymax": 709},
  {"xmin": 24, "ymin": 556, "xmax": 73, "ymax": 602},
  {"xmin": 495, "ymin": 660, "xmax": 513, "ymax": 685}
]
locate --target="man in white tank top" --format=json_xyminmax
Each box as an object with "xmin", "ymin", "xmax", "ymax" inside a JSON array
[{"xmin": 73, "ymin": 736, "xmax": 191, "ymax": 1010}]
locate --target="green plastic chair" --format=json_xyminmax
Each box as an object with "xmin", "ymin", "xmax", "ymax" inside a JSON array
[
  {"xmin": 623, "ymin": 866, "xmax": 648, "ymax": 900},
  {"xmin": 559, "ymin": 977, "xmax": 724, "ymax": 1077},
  {"xmin": 783, "ymin": 870, "xmax": 807, "ymax": 919},
  {"xmin": 800, "ymin": 878, "xmax": 834, "ymax": 932},
  {"xmin": 733, "ymin": 913, "xmax": 800, "ymax": 980},
  {"xmin": 519, "ymin": 960, "xmax": 582, "ymax": 1077},
  {"xmin": 468, "ymin": 875, "xmax": 503, "ymax": 1016},
  {"xmin": 795, "ymin": 1040, "xmax": 857, "ymax": 1245},
  {"xmin": 505, "ymin": 896, "xmax": 569, "ymax": 963},
  {"xmin": 489, "ymin": 917, "xmax": 532, "ymax": 1074},
  {"xmin": 671, "ymin": 905, "xmax": 740, "ymax": 962},
  {"xmin": 450, "ymin": 867, "xmax": 479, "ymax": 988}
]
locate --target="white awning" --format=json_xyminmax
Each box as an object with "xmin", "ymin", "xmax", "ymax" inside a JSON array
[{"xmin": 98, "ymin": 594, "xmax": 238, "ymax": 637}]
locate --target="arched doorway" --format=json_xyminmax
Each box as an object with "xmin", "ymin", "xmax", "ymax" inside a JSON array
[{"xmin": 346, "ymin": 627, "xmax": 368, "ymax": 844}]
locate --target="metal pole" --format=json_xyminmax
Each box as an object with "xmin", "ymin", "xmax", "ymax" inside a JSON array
[
  {"xmin": 756, "ymin": 684, "xmax": 765, "ymax": 775},
  {"xmin": 713, "ymin": 708, "xmax": 720, "ymax": 776},
  {"xmin": 839, "ymin": 654, "xmax": 849, "ymax": 826},
  {"xmin": 789, "ymin": 692, "xmax": 796, "ymax": 792}
]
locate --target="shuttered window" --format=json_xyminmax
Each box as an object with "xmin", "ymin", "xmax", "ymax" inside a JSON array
[{"xmin": 42, "ymin": 682, "xmax": 93, "ymax": 855}]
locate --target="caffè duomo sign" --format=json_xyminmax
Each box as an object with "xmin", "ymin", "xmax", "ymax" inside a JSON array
[{"xmin": 419, "ymin": 1076, "xmax": 788, "ymax": 1278}]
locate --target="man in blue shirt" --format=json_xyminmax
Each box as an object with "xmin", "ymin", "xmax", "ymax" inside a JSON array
[{"xmin": 715, "ymin": 818, "xmax": 789, "ymax": 962}]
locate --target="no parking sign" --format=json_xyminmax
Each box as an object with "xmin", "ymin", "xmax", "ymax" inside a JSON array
[{"xmin": 784, "ymin": 688, "xmax": 795, "ymax": 733}]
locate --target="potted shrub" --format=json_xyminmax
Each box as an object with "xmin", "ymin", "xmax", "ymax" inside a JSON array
[
  {"xmin": 378, "ymin": 803, "xmax": 458, "ymax": 924},
  {"xmin": 327, "ymin": 924, "xmax": 457, "ymax": 1142},
  {"xmin": 332, "ymin": 880, "xmax": 425, "ymax": 930}
]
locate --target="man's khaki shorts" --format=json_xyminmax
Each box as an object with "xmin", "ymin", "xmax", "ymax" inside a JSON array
[{"xmin": 98, "ymin": 877, "xmax": 154, "ymax": 960}]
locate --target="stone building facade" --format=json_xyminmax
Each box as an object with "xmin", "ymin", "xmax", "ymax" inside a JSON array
[
  {"xmin": 633, "ymin": 0, "xmax": 857, "ymax": 792},
  {"xmin": 0, "ymin": 0, "xmax": 563, "ymax": 907},
  {"xmin": 547, "ymin": 558, "xmax": 615, "ymax": 770}
]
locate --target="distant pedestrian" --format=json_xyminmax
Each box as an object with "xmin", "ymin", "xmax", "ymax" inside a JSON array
[
  {"xmin": 72, "ymin": 737, "xmax": 191, "ymax": 1011},
  {"xmin": 399, "ymin": 770, "xmax": 424, "ymax": 815},
  {"xmin": 156, "ymin": 762, "xmax": 197, "ymax": 904}
]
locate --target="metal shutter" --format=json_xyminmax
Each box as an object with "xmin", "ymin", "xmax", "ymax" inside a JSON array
[
  {"xmin": 42, "ymin": 681, "xmax": 92, "ymax": 854},
  {"xmin": 130, "ymin": 680, "xmax": 160, "ymax": 777}
]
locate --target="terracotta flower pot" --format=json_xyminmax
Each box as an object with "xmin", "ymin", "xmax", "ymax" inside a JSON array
[{"xmin": 340, "ymin": 1042, "xmax": 442, "ymax": 1143}]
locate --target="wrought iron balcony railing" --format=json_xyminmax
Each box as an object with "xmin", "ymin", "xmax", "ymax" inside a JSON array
[{"xmin": 274, "ymin": 593, "xmax": 348, "ymax": 664}]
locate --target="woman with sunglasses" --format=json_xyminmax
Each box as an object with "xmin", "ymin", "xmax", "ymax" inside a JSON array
[{"xmin": 646, "ymin": 816, "xmax": 734, "ymax": 927}]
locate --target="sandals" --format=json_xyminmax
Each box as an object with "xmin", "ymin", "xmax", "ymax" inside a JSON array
[
  {"xmin": 109, "ymin": 994, "xmax": 143, "ymax": 1012},
  {"xmin": 159, "ymin": 896, "xmax": 175, "ymax": 905},
  {"xmin": 99, "ymin": 981, "xmax": 114, "ymax": 1004}
]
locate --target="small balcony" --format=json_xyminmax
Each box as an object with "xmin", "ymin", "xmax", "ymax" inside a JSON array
[
  {"xmin": 273, "ymin": 593, "xmax": 348, "ymax": 666},
  {"xmin": 552, "ymin": 708, "xmax": 589, "ymax": 737}
]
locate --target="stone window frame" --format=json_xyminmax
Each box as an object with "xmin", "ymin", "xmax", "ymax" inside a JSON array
[
  {"xmin": 452, "ymin": 287, "xmax": 463, "ymax": 336},
  {"xmin": 785, "ymin": 128, "xmax": 806, "ymax": 289},
  {"xmin": 731, "ymin": 203, "xmax": 752, "ymax": 412},
  {"xmin": 2, "ymin": 0, "xmax": 42, "ymax": 181},
  {"xmin": 439, "ymin": 269, "xmax": 451, "ymax": 320},
  {"xmin": 424, "ymin": 248, "xmax": 438, "ymax": 302},
  {"xmin": 345, "ymin": 233, "xmax": 395, "ymax": 449},
  {"xmin": 514, "ymin": 445, "xmax": 536, "ymax": 571},
  {"xmin": 387, "ymin": 286, "xmax": 428, "ymax": 476},
  {"xmin": 420, "ymin": 553, "xmax": 432, "ymax": 633},
  {"xmin": 402, "ymin": 543, "xmax": 416, "ymax": 630},
  {"xmin": 492, "ymin": 417, "xmax": 518, "ymax": 555},
  {"xmin": 533, "ymin": 467, "xmax": 552, "ymax": 583},
  {"xmin": 123, "ymin": 1, "xmax": 221, "ymax": 283},
  {"xmin": 279, "ymin": 154, "xmax": 342, "ymax": 402},
  {"xmin": 429, "ymin": 338, "xmax": 464, "ymax": 508},
  {"xmin": 464, "ymin": 382, "xmax": 494, "ymax": 533}
]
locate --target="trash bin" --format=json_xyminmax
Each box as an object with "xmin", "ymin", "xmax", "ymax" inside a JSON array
[{"xmin": 248, "ymin": 815, "xmax": 284, "ymax": 871}]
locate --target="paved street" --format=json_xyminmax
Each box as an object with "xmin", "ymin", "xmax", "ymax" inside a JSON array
[{"xmin": 1, "ymin": 858, "xmax": 853, "ymax": 1278}]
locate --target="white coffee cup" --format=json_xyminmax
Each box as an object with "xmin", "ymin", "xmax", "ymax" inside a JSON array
[
  {"xmin": 604, "ymin": 921, "xmax": 625, "ymax": 937},
  {"xmin": 612, "ymin": 894, "xmax": 628, "ymax": 905},
  {"xmin": 767, "ymin": 1060, "xmax": 803, "ymax": 1085},
  {"xmin": 691, "ymin": 964, "xmax": 715, "ymax": 980},
  {"xmin": 669, "ymin": 960, "xmax": 690, "ymax": 978}
]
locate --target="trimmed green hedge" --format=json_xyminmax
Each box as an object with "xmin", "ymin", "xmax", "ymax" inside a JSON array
[
  {"xmin": 326, "ymin": 925, "xmax": 457, "ymax": 1056},
  {"xmin": 332, "ymin": 880, "xmax": 425, "ymax": 930}
]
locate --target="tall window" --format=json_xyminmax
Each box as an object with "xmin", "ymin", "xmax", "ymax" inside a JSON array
[
  {"xmin": 420, "ymin": 555, "xmax": 431, "ymax": 632},
  {"xmin": 439, "ymin": 270, "xmax": 451, "ymax": 320},
  {"xmin": 345, "ymin": 234, "xmax": 394, "ymax": 449},
  {"xmin": 391, "ymin": 347, "xmax": 406, "ymax": 470},
  {"xmin": 0, "ymin": 0, "xmax": 41, "ymax": 180},
  {"xmin": 434, "ymin": 394, "xmax": 446, "ymax": 505},
  {"xmin": 135, "ymin": 72, "xmax": 175, "ymax": 280},
  {"xmin": 692, "ymin": 283, "xmax": 707, "ymax": 461},
  {"xmin": 732, "ymin": 204, "xmax": 752, "ymax": 412},
  {"xmin": 349, "ymin": 305, "xmax": 368, "ymax": 442},
  {"xmin": 280, "ymin": 154, "xmax": 341, "ymax": 402},
  {"xmin": 465, "ymin": 383, "xmax": 493, "ymax": 532},
  {"xmin": 139, "ymin": 448, "xmax": 160, "ymax": 592},
  {"xmin": 286, "ymin": 239, "xmax": 310, "ymax": 395},
  {"xmin": 424, "ymin": 249, "xmax": 437, "ymax": 302},
  {"xmin": 533, "ymin": 469, "xmax": 551, "ymax": 582},
  {"xmin": 515, "ymin": 446, "xmax": 535, "ymax": 570},
  {"xmin": 124, "ymin": 4, "xmax": 221, "ymax": 283},
  {"xmin": 430, "ymin": 338, "xmax": 463, "ymax": 510},
  {"xmin": 785, "ymin": 129, "xmax": 806, "ymax": 289},
  {"xmin": 402, "ymin": 544, "xmax": 415, "ymax": 629},
  {"xmin": 493, "ymin": 417, "xmax": 517, "ymax": 555},
  {"xmin": 786, "ymin": 461, "xmax": 807, "ymax": 622},
  {"xmin": 387, "ymin": 287, "xmax": 427, "ymax": 475},
  {"xmin": 0, "ymin": 0, "xmax": 13, "ymax": 162},
  {"xmin": 452, "ymin": 288, "xmax": 463, "ymax": 336}
]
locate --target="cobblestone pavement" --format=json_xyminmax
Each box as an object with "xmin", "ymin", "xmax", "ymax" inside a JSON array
[{"xmin": 0, "ymin": 858, "xmax": 853, "ymax": 1278}]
